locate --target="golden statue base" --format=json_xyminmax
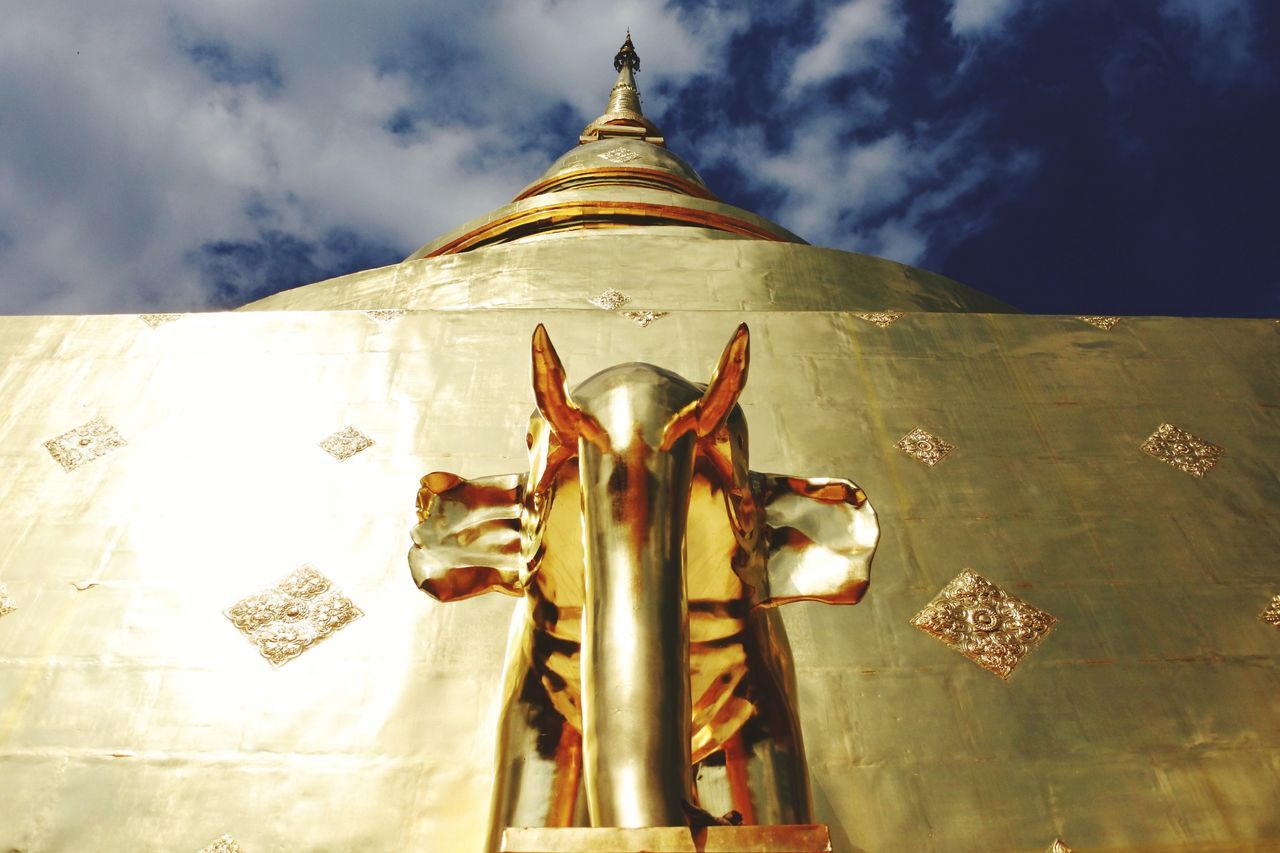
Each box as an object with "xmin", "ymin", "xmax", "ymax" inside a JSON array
[{"xmin": 500, "ymin": 824, "xmax": 832, "ymax": 852}]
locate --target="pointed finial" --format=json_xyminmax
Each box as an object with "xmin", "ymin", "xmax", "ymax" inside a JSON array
[
  {"xmin": 614, "ymin": 30, "xmax": 640, "ymax": 73},
  {"xmin": 581, "ymin": 32, "xmax": 664, "ymax": 145}
]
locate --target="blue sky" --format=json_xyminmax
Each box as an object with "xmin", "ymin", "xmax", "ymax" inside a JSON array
[{"xmin": 0, "ymin": 1, "xmax": 1274, "ymax": 316}]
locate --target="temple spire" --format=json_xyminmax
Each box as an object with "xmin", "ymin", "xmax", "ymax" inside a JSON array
[
  {"xmin": 580, "ymin": 32, "xmax": 665, "ymax": 146},
  {"xmin": 614, "ymin": 29, "xmax": 640, "ymax": 73}
]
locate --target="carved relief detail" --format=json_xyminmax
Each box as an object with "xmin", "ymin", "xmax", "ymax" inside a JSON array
[
  {"xmin": 911, "ymin": 570, "xmax": 1057, "ymax": 679},
  {"xmin": 1048, "ymin": 840, "xmax": 1073, "ymax": 853},
  {"xmin": 198, "ymin": 835, "xmax": 244, "ymax": 853},
  {"xmin": 319, "ymin": 426, "xmax": 375, "ymax": 461},
  {"xmin": 599, "ymin": 146, "xmax": 641, "ymax": 164},
  {"xmin": 621, "ymin": 310, "xmax": 669, "ymax": 328},
  {"xmin": 895, "ymin": 427, "xmax": 954, "ymax": 468},
  {"xmin": 44, "ymin": 417, "xmax": 128, "ymax": 472},
  {"xmin": 365, "ymin": 308, "xmax": 406, "ymax": 323},
  {"xmin": 854, "ymin": 311, "xmax": 904, "ymax": 328},
  {"xmin": 589, "ymin": 289, "xmax": 632, "ymax": 310},
  {"xmin": 1077, "ymin": 316, "xmax": 1121, "ymax": 330},
  {"xmin": 1261, "ymin": 595, "xmax": 1280, "ymax": 629},
  {"xmin": 225, "ymin": 565, "xmax": 362, "ymax": 667},
  {"xmin": 139, "ymin": 313, "xmax": 184, "ymax": 328},
  {"xmin": 0, "ymin": 583, "xmax": 15, "ymax": 619},
  {"xmin": 1141, "ymin": 423, "xmax": 1224, "ymax": 478}
]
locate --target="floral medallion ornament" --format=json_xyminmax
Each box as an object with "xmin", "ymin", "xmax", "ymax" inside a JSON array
[
  {"xmin": 198, "ymin": 835, "xmax": 244, "ymax": 853},
  {"xmin": 319, "ymin": 426, "xmax": 375, "ymax": 461},
  {"xmin": 139, "ymin": 313, "xmax": 183, "ymax": 329},
  {"xmin": 225, "ymin": 565, "xmax": 363, "ymax": 667},
  {"xmin": 1261, "ymin": 595, "xmax": 1280, "ymax": 629},
  {"xmin": 44, "ymin": 417, "xmax": 128, "ymax": 472},
  {"xmin": 620, "ymin": 310, "xmax": 668, "ymax": 328},
  {"xmin": 1141, "ymin": 422, "xmax": 1224, "ymax": 479},
  {"xmin": 0, "ymin": 583, "xmax": 16, "ymax": 619},
  {"xmin": 895, "ymin": 427, "xmax": 955, "ymax": 468},
  {"xmin": 589, "ymin": 288, "xmax": 631, "ymax": 310},
  {"xmin": 598, "ymin": 146, "xmax": 640, "ymax": 164},
  {"xmin": 911, "ymin": 570, "xmax": 1058, "ymax": 679},
  {"xmin": 365, "ymin": 308, "xmax": 406, "ymax": 323},
  {"xmin": 1076, "ymin": 315, "xmax": 1121, "ymax": 330},
  {"xmin": 854, "ymin": 311, "xmax": 904, "ymax": 329}
]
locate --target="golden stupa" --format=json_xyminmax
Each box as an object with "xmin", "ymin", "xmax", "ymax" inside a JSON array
[{"xmin": 0, "ymin": 34, "xmax": 1276, "ymax": 852}]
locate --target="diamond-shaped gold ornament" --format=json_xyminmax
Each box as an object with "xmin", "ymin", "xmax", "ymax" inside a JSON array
[
  {"xmin": 621, "ymin": 310, "xmax": 668, "ymax": 328},
  {"xmin": 0, "ymin": 583, "xmax": 15, "ymax": 619},
  {"xmin": 319, "ymin": 426, "xmax": 374, "ymax": 461},
  {"xmin": 1261, "ymin": 595, "xmax": 1280, "ymax": 629},
  {"xmin": 1141, "ymin": 422, "xmax": 1224, "ymax": 478},
  {"xmin": 198, "ymin": 834, "xmax": 244, "ymax": 853},
  {"xmin": 1077, "ymin": 316, "xmax": 1121, "ymax": 330},
  {"xmin": 599, "ymin": 146, "xmax": 640, "ymax": 164},
  {"xmin": 44, "ymin": 417, "xmax": 128, "ymax": 472},
  {"xmin": 225, "ymin": 565, "xmax": 363, "ymax": 667},
  {"xmin": 139, "ymin": 313, "xmax": 183, "ymax": 329},
  {"xmin": 911, "ymin": 570, "xmax": 1058, "ymax": 679},
  {"xmin": 365, "ymin": 308, "xmax": 405, "ymax": 323},
  {"xmin": 854, "ymin": 311, "xmax": 904, "ymax": 328},
  {"xmin": 589, "ymin": 289, "xmax": 631, "ymax": 310},
  {"xmin": 895, "ymin": 427, "xmax": 954, "ymax": 467}
]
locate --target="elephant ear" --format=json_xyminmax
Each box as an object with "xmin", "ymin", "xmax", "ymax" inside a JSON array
[
  {"xmin": 409, "ymin": 471, "xmax": 526, "ymax": 602},
  {"xmin": 757, "ymin": 474, "xmax": 879, "ymax": 607}
]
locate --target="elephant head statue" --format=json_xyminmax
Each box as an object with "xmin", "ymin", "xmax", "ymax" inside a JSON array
[{"xmin": 410, "ymin": 323, "xmax": 877, "ymax": 847}]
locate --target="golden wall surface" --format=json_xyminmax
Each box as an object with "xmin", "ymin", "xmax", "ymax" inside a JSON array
[
  {"xmin": 0, "ymin": 265, "xmax": 1276, "ymax": 850},
  {"xmin": 240, "ymin": 229, "xmax": 1016, "ymax": 315}
]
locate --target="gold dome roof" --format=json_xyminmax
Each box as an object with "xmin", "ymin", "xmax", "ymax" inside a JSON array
[
  {"xmin": 515, "ymin": 139, "xmax": 713, "ymax": 202},
  {"xmin": 242, "ymin": 33, "xmax": 1015, "ymax": 316}
]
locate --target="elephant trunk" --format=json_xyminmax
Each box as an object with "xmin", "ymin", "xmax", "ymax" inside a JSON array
[{"xmin": 578, "ymin": 434, "xmax": 696, "ymax": 827}]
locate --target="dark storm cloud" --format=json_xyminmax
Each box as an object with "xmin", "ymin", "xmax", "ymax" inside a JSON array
[{"xmin": 0, "ymin": 1, "xmax": 1274, "ymax": 317}]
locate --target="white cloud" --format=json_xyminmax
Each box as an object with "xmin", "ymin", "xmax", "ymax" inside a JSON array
[
  {"xmin": 0, "ymin": 0, "xmax": 731, "ymax": 314},
  {"xmin": 700, "ymin": 109, "xmax": 1037, "ymax": 268},
  {"xmin": 946, "ymin": 0, "xmax": 1026, "ymax": 37},
  {"xmin": 788, "ymin": 0, "xmax": 904, "ymax": 91}
]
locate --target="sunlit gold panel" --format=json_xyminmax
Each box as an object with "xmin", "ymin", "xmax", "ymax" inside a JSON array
[{"xmin": 0, "ymin": 306, "xmax": 1275, "ymax": 849}]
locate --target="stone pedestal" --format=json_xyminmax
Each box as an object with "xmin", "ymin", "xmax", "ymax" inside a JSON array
[{"xmin": 499, "ymin": 825, "xmax": 832, "ymax": 852}]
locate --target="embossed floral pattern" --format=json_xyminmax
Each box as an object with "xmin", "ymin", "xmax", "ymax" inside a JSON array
[
  {"xmin": 0, "ymin": 583, "xmax": 15, "ymax": 619},
  {"xmin": 1261, "ymin": 595, "xmax": 1280, "ymax": 629},
  {"xmin": 895, "ymin": 427, "xmax": 955, "ymax": 467},
  {"xmin": 43, "ymin": 417, "xmax": 128, "ymax": 472},
  {"xmin": 1141, "ymin": 423, "xmax": 1224, "ymax": 478},
  {"xmin": 854, "ymin": 311, "xmax": 904, "ymax": 328},
  {"xmin": 139, "ymin": 313, "xmax": 183, "ymax": 328},
  {"xmin": 589, "ymin": 289, "xmax": 632, "ymax": 310},
  {"xmin": 225, "ymin": 565, "xmax": 362, "ymax": 667},
  {"xmin": 911, "ymin": 570, "xmax": 1058, "ymax": 679},
  {"xmin": 620, "ymin": 310, "xmax": 668, "ymax": 328},
  {"xmin": 198, "ymin": 835, "xmax": 244, "ymax": 853},
  {"xmin": 365, "ymin": 308, "xmax": 406, "ymax": 323},
  {"xmin": 1076, "ymin": 316, "xmax": 1121, "ymax": 330},
  {"xmin": 598, "ymin": 146, "xmax": 640, "ymax": 164},
  {"xmin": 279, "ymin": 564, "xmax": 331, "ymax": 599},
  {"xmin": 319, "ymin": 426, "xmax": 374, "ymax": 461}
]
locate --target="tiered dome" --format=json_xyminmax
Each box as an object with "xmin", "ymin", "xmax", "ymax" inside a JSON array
[{"xmin": 241, "ymin": 34, "xmax": 1015, "ymax": 315}]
